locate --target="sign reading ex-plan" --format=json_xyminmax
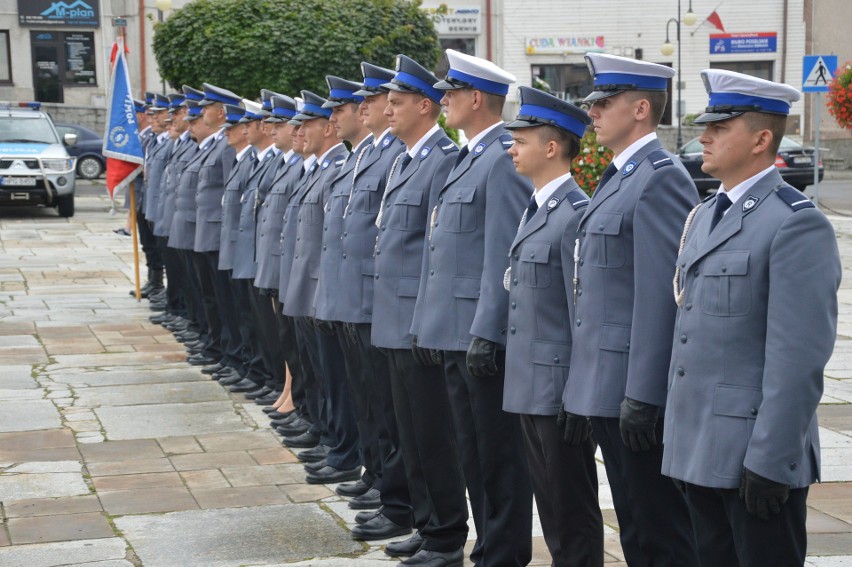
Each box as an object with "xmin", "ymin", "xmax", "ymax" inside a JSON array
[{"xmin": 19, "ymin": 0, "xmax": 100, "ymax": 28}]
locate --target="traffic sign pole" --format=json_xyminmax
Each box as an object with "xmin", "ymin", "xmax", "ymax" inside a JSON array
[
  {"xmin": 814, "ymin": 92, "xmax": 820, "ymax": 208},
  {"xmin": 802, "ymin": 55, "xmax": 837, "ymax": 209}
]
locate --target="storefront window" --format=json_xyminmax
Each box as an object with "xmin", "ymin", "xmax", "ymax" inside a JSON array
[
  {"xmin": 30, "ymin": 31, "xmax": 97, "ymax": 103},
  {"xmin": 0, "ymin": 31, "xmax": 10, "ymax": 84}
]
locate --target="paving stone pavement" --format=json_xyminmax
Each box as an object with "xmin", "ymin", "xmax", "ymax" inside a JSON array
[{"xmin": 0, "ymin": 190, "xmax": 850, "ymax": 566}]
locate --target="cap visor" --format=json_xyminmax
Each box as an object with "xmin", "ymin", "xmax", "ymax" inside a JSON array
[
  {"xmin": 264, "ymin": 116, "xmax": 283, "ymax": 123},
  {"xmin": 354, "ymin": 88, "xmax": 382, "ymax": 97},
  {"xmin": 197, "ymin": 99, "xmax": 216, "ymax": 106},
  {"xmin": 322, "ymin": 100, "xmax": 346, "ymax": 108},
  {"xmin": 505, "ymin": 118, "xmax": 542, "ymax": 130},
  {"xmin": 693, "ymin": 111, "xmax": 744, "ymax": 124},
  {"xmin": 287, "ymin": 119, "xmax": 303, "ymax": 126},
  {"xmin": 433, "ymin": 79, "xmax": 464, "ymax": 91},
  {"xmin": 582, "ymin": 90, "xmax": 624, "ymax": 103}
]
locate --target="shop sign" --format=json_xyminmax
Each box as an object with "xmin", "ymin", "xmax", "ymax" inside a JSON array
[
  {"xmin": 19, "ymin": 0, "xmax": 100, "ymax": 28},
  {"xmin": 525, "ymin": 36, "xmax": 605, "ymax": 55},
  {"xmin": 710, "ymin": 32, "xmax": 777, "ymax": 54},
  {"xmin": 422, "ymin": 5, "xmax": 481, "ymax": 35}
]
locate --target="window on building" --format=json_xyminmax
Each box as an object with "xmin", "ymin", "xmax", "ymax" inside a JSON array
[
  {"xmin": 0, "ymin": 31, "xmax": 11, "ymax": 84},
  {"xmin": 435, "ymin": 37, "xmax": 476, "ymax": 77},
  {"xmin": 31, "ymin": 31, "xmax": 97, "ymax": 103},
  {"xmin": 709, "ymin": 61, "xmax": 774, "ymax": 81},
  {"xmin": 530, "ymin": 64, "xmax": 592, "ymax": 104}
]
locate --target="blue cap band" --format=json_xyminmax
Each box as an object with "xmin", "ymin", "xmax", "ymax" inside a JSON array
[
  {"xmin": 706, "ymin": 92, "xmax": 790, "ymax": 115},
  {"xmin": 272, "ymin": 107, "xmax": 297, "ymax": 119},
  {"xmin": 329, "ymin": 88, "xmax": 364, "ymax": 103},
  {"xmin": 187, "ymin": 106, "xmax": 202, "ymax": 117},
  {"xmin": 226, "ymin": 110, "xmax": 244, "ymax": 123},
  {"xmin": 394, "ymin": 71, "xmax": 443, "ymax": 103},
  {"xmin": 447, "ymin": 68, "xmax": 509, "ymax": 96},
  {"xmin": 302, "ymin": 102, "xmax": 332, "ymax": 118},
  {"xmin": 134, "ymin": 103, "xmax": 146, "ymax": 113},
  {"xmin": 183, "ymin": 91, "xmax": 204, "ymax": 102},
  {"xmin": 517, "ymin": 103, "xmax": 588, "ymax": 138},
  {"xmin": 594, "ymin": 72, "xmax": 668, "ymax": 91},
  {"xmin": 363, "ymin": 76, "xmax": 386, "ymax": 89},
  {"xmin": 203, "ymin": 90, "xmax": 241, "ymax": 106}
]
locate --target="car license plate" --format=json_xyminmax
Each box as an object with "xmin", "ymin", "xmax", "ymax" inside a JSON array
[
  {"xmin": 0, "ymin": 177, "xmax": 36, "ymax": 186},
  {"xmin": 792, "ymin": 156, "xmax": 812, "ymax": 165}
]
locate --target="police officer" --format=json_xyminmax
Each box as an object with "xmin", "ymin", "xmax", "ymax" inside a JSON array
[
  {"xmin": 664, "ymin": 69, "xmax": 841, "ymax": 567},
  {"xmin": 564, "ymin": 53, "xmax": 699, "ymax": 566},
  {"xmin": 411, "ymin": 49, "xmax": 533, "ymax": 566},
  {"xmin": 140, "ymin": 93, "xmax": 171, "ymax": 300},
  {"xmin": 503, "ymin": 86, "xmax": 604, "ymax": 567},
  {"xmin": 370, "ymin": 54, "xmax": 468, "ymax": 565}
]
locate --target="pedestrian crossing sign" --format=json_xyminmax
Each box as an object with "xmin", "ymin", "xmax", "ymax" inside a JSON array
[{"xmin": 802, "ymin": 55, "xmax": 837, "ymax": 93}]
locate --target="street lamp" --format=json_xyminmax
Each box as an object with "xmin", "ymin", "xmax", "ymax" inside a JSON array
[
  {"xmin": 661, "ymin": 0, "xmax": 696, "ymax": 150},
  {"xmin": 155, "ymin": 0, "xmax": 172, "ymax": 94}
]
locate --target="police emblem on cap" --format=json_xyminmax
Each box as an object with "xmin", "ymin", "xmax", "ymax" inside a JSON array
[
  {"xmin": 743, "ymin": 195, "xmax": 759, "ymax": 211},
  {"xmin": 474, "ymin": 142, "xmax": 486, "ymax": 155},
  {"xmin": 623, "ymin": 161, "xmax": 637, "ymax": 175},
  {"xmin": 547, "ymin": 197, "xmax": 560, "ymax": 211},
  {"xmin": 382, "ymin": 136, "xmax": 391, "ymax": 147},
  {"xmin": 420, "ymin": 146, "xmax": 431, "ymax": 159}
]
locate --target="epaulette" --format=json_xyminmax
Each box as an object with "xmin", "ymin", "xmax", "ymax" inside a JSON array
[
  {"xmin": 775, "ymin": 184, "xmax": 814, "ymax": 211},
  {"xmin": 438, "ymin": 137, "xmax": 458, "ymax": 154},
  {"xmin": 702, "ymin": 192, "xmax": 715, "ymax": 203},
  {"xmin": 566, "ymin": 188, "xmax": 590, "ymax": 210},
  {"xmin": 647, "ymin": 149, "xmax": 674, "ymax": 170},
  {"xmin": 334, "ymin": 156, "xmax": 346, "ymax": 166},
  {"xmin": 499, "ymin": 132, "xmax": 514, "ymax": 147}
]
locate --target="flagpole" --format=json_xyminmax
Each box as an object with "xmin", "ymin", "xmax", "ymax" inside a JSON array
[
  {"xmin": 129, "ymin": 178, "xmax": 142, "ymax": 300},
  {"xmin": 691, "ymin": 2, "xmax": 724, "ymax": 36}
]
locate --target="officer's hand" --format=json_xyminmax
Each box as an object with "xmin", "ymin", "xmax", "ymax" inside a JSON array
[
  {"xmin": 619, "ymin": 397, "xmax": 660, "ymax": 452},
  {"xmin": 557, "ymin": 409, "xmax": 591, "ymax": 445},
  {"xmin": 739, "ymin": 468, "xmax": 789, "ymax": 520},
  {"xmin": 314, "ymin": 318, "xmax": 336, "ymax": 336},
  {"xmin": 466, "ymin": 337, "xmax": 498, "ymax": 378},
  {"xmin": 411, "ymin": 336, "xmax": 437, "ymax": 367}
]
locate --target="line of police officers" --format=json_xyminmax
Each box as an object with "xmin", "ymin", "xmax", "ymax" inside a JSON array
[{"xmin": 131, "ymin": 47, "xmax": 840, "ymax": 567}]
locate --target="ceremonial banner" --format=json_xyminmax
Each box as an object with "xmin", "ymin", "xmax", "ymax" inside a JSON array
[{"xmin": 102, "ymin": 41, "xmax": 143, "ymax": 201}]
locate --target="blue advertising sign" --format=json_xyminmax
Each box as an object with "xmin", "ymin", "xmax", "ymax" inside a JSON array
[
  {"xmin": 710, "ymin": 33, "xmax": 777, "ymax": 54},
  {"xmin": 803, "ymin": 55, "xmax": 838, "ymax": 93},
  {"xmin": 19, "ymin": 0, "xmax": 100, "ymax": 28}
]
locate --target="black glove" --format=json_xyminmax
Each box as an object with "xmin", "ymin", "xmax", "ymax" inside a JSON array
[
  {"xmin": 411, "ymin": 335, "xmax": 438, "ymax": 367},
  {"xmin": 740, "ymin": 468, "xmax": 789, "ymax": 520},
  {"xmin": 619, "ymin": 397, "xmax": 660, "ymax": 452},
  {"xmin": 314, "ymin": 318, "xmax": 336, "ymax": 336},
  {"xmin": 466, "ymin": 337, "xmax": 498, "ymax": 377},
  {"xmin": 557, "ymin": 409, "xmax": 591, "ymax": 445},
  {"xmin": 430, "ymin": 348, "xmax": 444, "ymax": 365}
]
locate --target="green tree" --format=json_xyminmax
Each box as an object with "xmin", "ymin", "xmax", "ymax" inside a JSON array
[{"xmin": 153, "ymin": 0, "xmax": 441, "ymax": 98}]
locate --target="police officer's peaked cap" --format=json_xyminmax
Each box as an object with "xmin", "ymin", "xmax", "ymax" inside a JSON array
[
  {"xmin": 507, "ymin": 86, "xmax": 591, "ymax": 138},
  {"xmin": 223, "ymin": 104, "xmax": 245, "ymax": 128},
  {"xmin": 694, "ymin": 69, "xmax": 801, "ymax": 124},
  {"xmin": 238, "ymin": 99, "xmax": 264, "ymax": 123},
  {"xmin": 382, "ymin": 55, "xmax": 443, "ymax": 104},
  {"xmin": 199, "ymin": 83, "xmax": 241, "ymax": 106},
  {"xmin": 264, "ymin": 95, "xmax": 298, "ymax": 123},
  {"xmin": 291, "ymin": 91, "xmax": 332, "ymax": 121},
  {"xmin": 583, "ymin": 53, "xmax": 675, "ymax": 103},
  {"xmin": 323, "ymin": 76, "xmax": 365, "ymax": 108},
  {"xmin": 354, "ymin": 63, "xmax": 396, "ymax": 97},
  {"xmin": 435, "ymin": 49, "xmax": 516, "ymax": 96},
  {"xmin": 181, "ymin": 85, "xmax": 204, "ymax": 103}
]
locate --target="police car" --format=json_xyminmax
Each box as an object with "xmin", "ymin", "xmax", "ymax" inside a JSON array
[{"xmin": 0, "ymin": 102, "xmax": 77, "ymax": 217}]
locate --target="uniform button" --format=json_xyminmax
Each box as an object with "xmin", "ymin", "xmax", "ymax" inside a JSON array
[
  {"xmin": 598, "ymin": 224, "xmax": 604, "ymax": 231},
  {"xmin": 294, "ymin": 255, "xmax": 299, "ymax": 259},
  {"xmin": 578, "ymin": 289, "xmax": 582, "ymax": 296},
  {"xmin": 553, "ymin": 356, "xmax": 560, "ymax": 364},
  {"xmin": 677, "ymin": 367, "xmax": 685, "ymax": 376},
  {"xmin": 529, "ymin": 253, "xmax": 535, "ymax": 259},
  {"xmin": 430, "ymin": 269, "xmax": 434, "ymax": 275},
  {"xmin": 514, "ymin": 254, "xmax": 519, "ymax": 260},
  {"xmin": 510, "ymin": 326, "xmax": 516, "ymax": 334},
  {"xmin": 381, "ymin": 226, "xmax": 386, "ymax": 231},
  {"xmin": 576, "ymin": 318, "xmax": 581, "ymax": 327},
  {"xmin": 790, "ymin": 462, "xmax": 798, "ymax": 470},
  {"xmin": 513, "ymin": 278, "xmax": 518, "ymax": 285},
  {"xmin": 430, "ymin": 245, "xmax": 435, "ymax": 251},
  {"xmin": 511, "ymin": 302, "xmax": 516, "ymax": 309},
  {"xmin": 322, "ymin": 246, "xmax": 327, "ymax": 251},
  {"xmin": 434, "ymin": 222, "xmax": 439, "ymax": 227},
  {"xmin": 342, "ymin": 253, "xmax": 346, "ymax": 259},
  {"xmin": 686, "ymin": 303, "xmax": 693, "ymax": 311},
  {"xmin": 626, "ymin": 341, "xmax": 630, "ymax": 348},
  {"xmin": 376, "ymin": 249, "xmax": 381, "ymax": 255},
  {"xmin": 750, "ymin": 407, "xmax": 758, "ymax": 416},
  {"xmin": 693, "ymin": 269, "xmax": 699, "ymax": 276},
  {"xmin": 721, "ymin": 266, "xmax": 727, "ymax": 273},
  {"xmin": 680, "ymin": 335, "xmax": 687, "ymax": 343},
  {"xmin": 374, "ymin": 274, "xmax": 379, "ymax": 279},
  {"xmin": 581, "ymin": 229, "xmax": 587, "ymax": 236},
  {"xmin": 439, "ymin": 197, "xmax": 443, "ymax": 204},
  {"xmin": 680, "ymin": 261, "xmax": 685, "ymax": 267},
  {"xmin": 324, "ymin": 226, "xmax": 327, "ymax": 231},
  {"xmin": 343, "ymin": 232, "xmax": 347, "ymax": 237}
]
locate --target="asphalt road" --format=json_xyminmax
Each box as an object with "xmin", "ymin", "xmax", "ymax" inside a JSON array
[{"xmin": 805, "ymin": 178, "xmax": 852, "ymax": 216}]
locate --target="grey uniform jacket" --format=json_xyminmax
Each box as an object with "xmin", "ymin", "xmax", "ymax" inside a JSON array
[
  {"xmin": 194, "ymin": 132, "xmax": 236, "ymax": 253},
  {"xmin": 282, "ymin": 145, "xmax": 349, "ymax": 317},
  {"xmin": 154, "ymin": 136, "xmax": 197, "ymax": 239},
  {"xmin": 218, "ymin": 149, "xmax": 256, "ymax": 271},
  {"xmin": 314, "ymin": 137, "xmax": 374, "ymax": 322},
  {"xmin": 504, "ymin": 180, "xmax": 589, "ymax": 416},
  {"xmin": 143, "ymin": 137, "xmax": 171, "ymax": 227},
  {"xmin": 411, "ymin": 125, "xmax": 532, "ymax": 351},
  {"xmin": 277, "ymin": 161, "xmax": 317, "ymax": 303},
  {"xmin": 167, "ymin": 143, "xmax": 209, "ymax": 251},
  {"xmin": 563, "ymin": 139, "xmax": 699, "ymax": 418},
  {"xmin": 662, "ymin": 169, "xmax": 841, "ymax": 489},
  {"xmin": 371, "ymin": 130, "xmax": 457, "ymax": 349},
  {"xmin": 135, "ymin": 127, "xmax": 155, "ymax": 210},
  {"xmin": 254, "ymin": 153, "xmax": 304, "ymax": 290},
  {"xmin": 232, "ymin": 150, "xmax": 280, "ymax": 279}
]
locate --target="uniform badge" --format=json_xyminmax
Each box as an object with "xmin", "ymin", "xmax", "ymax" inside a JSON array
[
  {"xmin": 382, "ymin": 136, "xmax": 391, "ymax": 148},
  {"xmin": 623, "ymin": 161, "xmax": 637, "ymax": 175},
  {"xmin": 742, "ymin": 195, "xmax": 759, "ymax": 211},
  {"xmin": 474, "ymin": 142, "xmax": 486, "ymax": 155},
  {"xmin": 547, "ymin": 197, "xmax": 560, "ymax": 211},
  {"xmin": 420, "ymin": 146, "xmax": 431, "ymax": 159},
  {"xmin": 321, "ymin": 159, "xmax": 330, "ymax": 170}
]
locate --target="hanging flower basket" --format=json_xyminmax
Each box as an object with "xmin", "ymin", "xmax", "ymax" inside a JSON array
[
  {"xmin": 572, "ymin": 130, "xmax": 614, "ymax": 196},
  {"xmin": 827, "ymin": 61, "xmax": 852, "ymax": 131}
]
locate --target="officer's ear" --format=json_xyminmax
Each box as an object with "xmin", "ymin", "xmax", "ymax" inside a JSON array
[{"xmin": 752, "ymin": 128, "xmax": 774, "ymax": 156}]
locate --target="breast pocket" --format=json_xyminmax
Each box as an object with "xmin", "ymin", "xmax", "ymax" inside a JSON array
[
  {"xmin": 701, "ymin": 251, "xmax": 751, "ymax": 316},
  {"xmin": 301, "ymin": 190, "xmax": 323, "ymax": 225},
  {"xmin": 440, "ymin": 185, "xmax": 477, "ymax": 233},
  {"xmin": 585, "ymin": 212, "xmax": 625, "ymax": 268},
  {"xmin": 518, "ymin": 241, "xmax": 552, "ymax": 288},
  {"xmin": 389, "ymin": 189, "xmax": 425, "ymax": 232},
  {"xmin": 351, "ymin": 175, "xmax": 382, "ymax": 214},
  {"xmin": 272, "ymin": 193, "xmax": 289, "ymax": 214},
  {"xmin": 712, "ymin": 384, "xmax": 761, "ymax": 479}
]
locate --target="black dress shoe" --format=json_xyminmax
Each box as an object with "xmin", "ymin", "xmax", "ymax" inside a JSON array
[
  {"xmin": 244, "ymin": 386, "xmax": 272, "ymax": 400},
  {"xmin": 218, "ymin": 373, "xmax": 244, "ymax": 387},
  {"xmin": 229, "ymin": 378, "xmax": 262, "ymax": 393},
  {"xmin": 385, "ymin": 532, "xmax": 424, "ymax": 557},
  {"xmin": 355, "ymin": 509, "xmax": 381, "ymax": 525},
  {"xmin": 350, "ymin": 513, "xmax": 412, "ymax": 541},
  {"xmin": 176, "ymin": 331, "xmax": 201, "ymax": 343},
  {"xmin": 201, "ymin": 363, "xmax": 223, "ymax": 375},
  {"xmin": 269, "ymin": 413, "xmax": 300, "ymax": 427},
  {"xmin": 282, "ymin": 431, "xmax": 321, "ymax": 449},
  {"xmin": 255, "ymin": 391, "xmax": 281, "ymax": 405},
  {"xmin": 349, "ymin": 487, "xmax": 381, "ymax": 510},
  {"xmin": 263, "ymin": 406, "xmax": 287, "ymax": 416},
  {"xmin": 336, "ymin": 478, "xmax": 371, "ymax": 497},
  {"xmin": 275, "ymin": 418, "xmax": 311, "ymax": 436},
  {"xmin": 214, "ymin": 367, "xmax": 240, "ymax": 380},
  {"xmin": 305, "ymin": 465, "xmax": 361, "ymax": 485},
  {"xmin": 187, "ymin": 354, "xmax": 215, "ymax": 366},
  {"xmin": 298, "ymin": 444, "xmax": 330, "ymax": 463},
  {"xmin": 400, "ymin": 548, "xmax": 463, "ymax": 566},
  {"xmin": 303, "ymin": 459, "xmax": 327, "ymax": 473}
]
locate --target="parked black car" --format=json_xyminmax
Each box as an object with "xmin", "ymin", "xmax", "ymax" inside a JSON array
[
  {"xmin": 678, "ymin": 135, "xmax": 824, "ymax": 195},
  {"xmin": 54, "ymin": 123, "xmax": 105, "ymax": 180}
]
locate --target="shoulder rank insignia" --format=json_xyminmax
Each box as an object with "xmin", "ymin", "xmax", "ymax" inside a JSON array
[
  {"xmin": 547, "ymin": 197, "xmax": 561, "ymax": 211},
  {"xmin": 439, "ymin": 138, "xmax": 457, "ymax": 153},
  {"xmin": 742, "ymin": 195, "xmax": 759, "ymax": 212},
  {"xmin": 474, "ymin": 142, "xmax": 487, "ymax": 155},
  {"xmin": 420, "ymin": 146, "xmax": 431, "ymax": 159},
  {"xmin": 623, "ymin": 160, "xmax": 638, "ymax": 176},
  {"xmin": 567, "ymin": 189, "xmax": 589, "ymax": 210},
  {"xmin": 775, "ymin": 185, "xmax": 815, "ymax": 211},
  {"xmin": 648, "ymin": 149, "xmax": 674, "ymax": 170}
]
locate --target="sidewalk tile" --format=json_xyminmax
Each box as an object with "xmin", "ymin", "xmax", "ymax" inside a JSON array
[
  {"xmin": 170, "ymin": 451, "xmax": 257, "ymax": 471},
  {"xmin": 190, "ymin": 486, "xmax": 290, "ymax": 509},
  {"xmin": 92, "ymin": 471, "xmax": 184, "ymax": 491},
  {"xmin": 179, "ymin": 470, "xmax": 231, "ymax": 490},
  {"xmin": 5, "ymin": 495, "xmax": 103, "ymax": 518},
  {"xmin": 99, "ymin": 487, "xmax": 198, "ymax": 515},
  {"xmin": 78, "ymin": 439, "xmax": 164, "ymax": 462},
  {"xmin": 8, "ymin": 512, "xmax": 113, "ymax": 544},
  {"xmin": 86, "ymin": 457, "xmax": 174, "ymax": 476},
  {"xmin": 157, "ymin": 436, "xmax": 204, "ymax": 455}
]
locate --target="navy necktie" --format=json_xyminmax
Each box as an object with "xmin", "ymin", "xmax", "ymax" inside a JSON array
[
  {"xmin": 709, "ymin": 192, "xmax": 732, "ymax": 232},
  {"xmin": 455, "ymin": 145, "xmax": 470, "ymax": 166},
  {"xmin": 596, "ymin": 163, "xmax": 617, "ymax": 192},
  {"xmin": 525, "ymin": 194, "xmax": 538, "ymax": 222},
  {"xmin": 399, "ymin": 153, "xmax": 413, "ymax": 173}
]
